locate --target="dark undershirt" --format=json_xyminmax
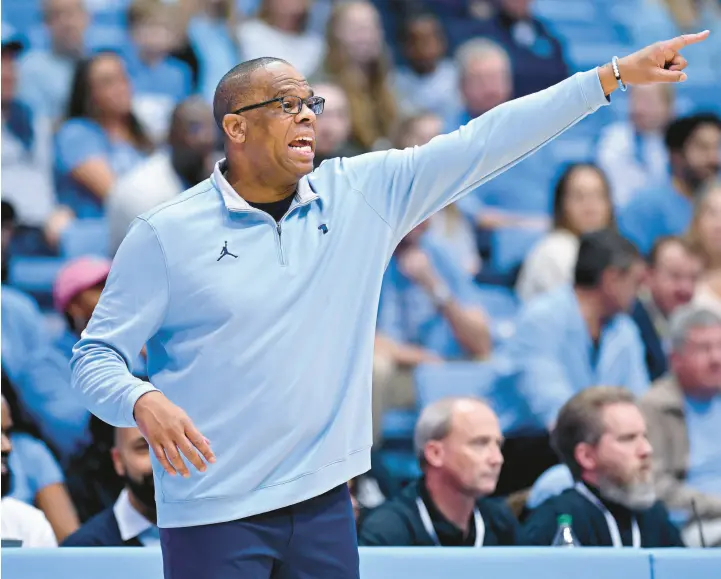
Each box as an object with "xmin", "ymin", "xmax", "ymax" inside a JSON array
[{"xmin": 248, "ymin": 194, "xmax": 295, "ymax": 222}]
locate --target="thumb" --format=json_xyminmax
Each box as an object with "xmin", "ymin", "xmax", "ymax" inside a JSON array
[{"xmin": 654, "ymin": 69, "xmax": 688, "ymax": 83}]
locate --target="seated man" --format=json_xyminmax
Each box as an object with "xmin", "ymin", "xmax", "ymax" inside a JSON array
[
  {"xmin": 359, "ymin": 397, "xmax": 522, "ymax": 546},
  {"xmin": 523, "ymin": 386, "xmax": 684, "ymax": 547},
  {"xmin": 631, "ymin": 236, "xmax": 702, "ymax": 381},
  {"xmin": 1, "ymin": 402, "xmax": 57, "ymax": 548},
  {"xmin": 62, "ymin": 426, "xmax": 158, "ymax": 547},
  {"xmin": 640, "ymin": 305, "xmax": 721, "ymax": 547}
]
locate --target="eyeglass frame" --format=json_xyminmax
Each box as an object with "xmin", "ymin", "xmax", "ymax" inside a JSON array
[{"xmin": 231, "ymin": 95, "xmax": 325, "ymax": 116}]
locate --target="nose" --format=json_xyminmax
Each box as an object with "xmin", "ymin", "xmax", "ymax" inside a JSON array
[
  {"xmin": 639, "ymin": 436, "xmax": 653, "ymax": 459},
  {"xmin": 489, "ymin": 443, "xmax": 504, "ymax": 467},
  {"xmin": 295, "ymin": 101, "xmax": 317, "ymax": 124}
]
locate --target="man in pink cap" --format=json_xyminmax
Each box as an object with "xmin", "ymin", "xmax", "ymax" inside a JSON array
[{"xmin": 53, "ymin": 257, "xmax": 146, "ymax": 377}]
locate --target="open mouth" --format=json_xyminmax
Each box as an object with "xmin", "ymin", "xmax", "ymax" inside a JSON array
[{"xmin": 288, "ymin": 136, "xmax": 314, "ymax": 158}]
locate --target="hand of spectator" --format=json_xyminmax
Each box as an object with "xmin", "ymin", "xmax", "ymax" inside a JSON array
[
  {"xmin": 601, "ymin": 30, "xmax": 710, "ymax": 93},
  {"xmin": 398, "ymin": 247, "xmax": 438, "ymax": 290},
  {"xmin": 134, "ymin": 391, "xmax": 215, "ymax": 477}
]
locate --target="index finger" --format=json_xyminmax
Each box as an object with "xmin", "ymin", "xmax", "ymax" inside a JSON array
[
  {"xmin": 185, "ymin": 423, "xmax": 216, "ymax": 464},
  {"xmin": 667, "ymin": 30, "xmax": 710, "ymax": 51}
]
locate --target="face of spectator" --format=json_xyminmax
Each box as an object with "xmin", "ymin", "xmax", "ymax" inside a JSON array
[
  {"xmin": 313, "ymin": 84, "xmax": 351, "ymax": 156},
  {"xmin": 562, "ymin": 167, "xmax": 612, "ymax": 235},
  {"xmin": 461, "ymin": 53, "xmax": 512, "ymax": 118},
  {"xmin": 696, "ymin": 186, "xmax": 721, "ymax": 261},
  {"xmin": 263, "ymin": 0, "xmax": 309, "ymax": 32},
  {"xmin": 671, "ymin": 324, "xmax": 721, "ymax": 395},
  {"xmin": 1, "ymin": 397, "xmax": 13, "ymax": 498},
  {"xmin": 630, "ymin": 85, "xmax": 672, "ymax": 134},
  {"xmin": 602, "ymin": 260, "xmax": 646, "ymax": 314},
  {"xmin": 132, "ymin": 10, "xmax": 177, "ymax": 61},
  {"xmin": 171, "ymin": 100, "xmax": 218, "ymax": 183},
  {"xmin": 67, "ymin": 282, "xmax": 104, "ymax": 334},
  {"xmin": 583, "ymin": 402, "xmax": 655, "ymax": 509},
  {"xmin": 404, "ymin": 17, "xmax": 446, "ymax": 75},
  {"xmin": 1, "ymin": 51, "xmax": 17, "ymax": 106},
  {"xmin": 334, "ymin": 2, "xmax": 384, "ymax": 67},
  {"xmin": 45, "ymin": 0, "xmax": 88, "ymax": 56},
  {"xmin": 88, "ymin": 53, "xmax": 132, "ymax": 117},
  {"xmin": 112, "ymin": 427, "xmax": 155, "ymax": 513},
  {"xmin": 680, "ymin": 123, "xmax": 721, "ymax": 187},
  {"xmin": 647, "ymin": 242, "xmax": 702, "ymax": 317},
  {"xmin": 425, "ymin": 401, "xmax": 504, "ymax": 497},
  {"xmin": 500, "ymin": 0, "xmax": 532, "ymax": 19},
  {"xmin": 398, "ymin": 115, "xmax": 443, "ymax": 149}
]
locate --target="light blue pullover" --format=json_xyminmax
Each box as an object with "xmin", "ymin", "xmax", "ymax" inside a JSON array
[{"xmin": 71, "ymin": 69, "xmax": 609, "ymax": 528}]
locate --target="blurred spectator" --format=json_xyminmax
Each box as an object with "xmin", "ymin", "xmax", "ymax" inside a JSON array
[
  {"xmin": 373, "ymin": 221, "xmax": 491, "ymax": 442},
  {"xmin": 393, "ymin": 13, "xmax": 461, "ymax": 121},
  {"xmin": 516, "ymin": 163, "xmax": 615, "ymax": 302},
  {"xmin": 63, "ymin": 427, "xmax": 158, "ymax": 546},
  {"xmin": 124, "ymin": 0, "xmax": 193, "ymax": 142},
  {"xmin": 619, "ymin": 113, "xmax": 721, "ymax": 255},
  {"xmin": 107, "ymin": 97, "xmax": 218, "ymax": 254},
  {"xmin": 1, "ymin": 395, "xmax": 79, "ymax": 542},
  {"xmin": 48, "ymin": 51, "xmax": 153, "ymax": 246},
  {"xmin": 1, "ymin": 407, "xmax": 57, "ymax": 548},
  {"xmin": 2, "ymin": 202, "xmax": 90, "ymax": 462},
  {"xmin": 17, "ymin": 0, "xmax": 89, "ymax": 123},
  {"xmin": 237, "ymin": 0, "xmax": 325, "ymax": 78},
  {"xmin": 395, "ymin": 113, "xmax": 480, "ymax": 276},
  {"xmin": 311, "ymin": 81, "xmax": 363, "ymax": 165},
  {"xmin": 524, "ymin": 386, "xmax": 684, "ymax": 547},
  {"xmin": 641, "ymin": 305, "xmax": 721, "ymax": 547},
  {"xmin": 52, "ymin": 257, "xmax": 147, "ymax": 377},
  {"xmin": 596, "ymin": 85, "xmax": 675, "ymax": 209},
  {"xmin": 2, "ymin": 30, "xmax": 56, "ymax": 231},
  {"xmin": 320, "ymin": 0, "xmax": 396, "ymax": 150},
  {"xmin": 688, "ymin": 180, "xmax": 721, "ymax": 316},
  {"xmin": 631, "ymin": 237, "xmax": 703, "ymax": 382},
  {"xmin": 183, "ymin": 0, "xmax": 241, "ymax": 104},
  {"xmin": 633, "ymin": 0, "xmax": 721, "ymax": 82},
  {"xmin": 1, "ymin": 200, "xmax": 16, "ymax": 283},
  {"xmin": 501, "ymin": 229, "xmax": 649, "ymax": 431},
  {"xmin": 359, "ymin": 397, "xmax": 522, "ymax": 546}
]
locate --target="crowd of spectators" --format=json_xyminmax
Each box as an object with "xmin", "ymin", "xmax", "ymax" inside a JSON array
[{"xmin": 2, "ymin": 0, "xmax": 721, "ymax": 550}]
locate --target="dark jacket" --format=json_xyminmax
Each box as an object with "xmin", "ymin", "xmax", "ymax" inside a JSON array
[
  {"xmin": 61, "ymin": 507, "xmax": 142, "ymax": 547},
  {"xmin": 631, "ymin": 298, "xmax": 668, "ymax": 381},
  {"xmin": 522, "ymin": 485, "xmax": 684, "ymax": 547},
  {"xmin": 358, "ymin": 478, "xmax": 523, "ymax": 546}
]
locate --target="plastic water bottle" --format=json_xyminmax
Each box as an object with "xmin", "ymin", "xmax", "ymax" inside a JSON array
[{"xmin": 551, "ymin": 514, "xmax": 580, "ymax": 547}]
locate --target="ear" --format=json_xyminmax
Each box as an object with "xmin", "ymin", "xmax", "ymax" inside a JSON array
[
  {"xmin": 222, "ymin": 114, "xmax": 247, "ymax": 145},
  {"xmin": 424, "ymin": 440, "xmax": 445, "ymax": 469},
  {"xmin": 111, "ymin": 447, "xmax": 125, "ymax": 478},
  {"xmin": 574, "ymin": 442, "xmax": 597, "ymax": 475}
]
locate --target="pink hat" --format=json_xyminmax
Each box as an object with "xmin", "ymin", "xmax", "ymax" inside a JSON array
[{"xmin": 53, "ymin": 257, "xmax": 112, "ymax": 313}]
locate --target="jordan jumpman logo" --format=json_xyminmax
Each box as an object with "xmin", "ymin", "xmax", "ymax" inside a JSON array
[{"xmin": 217, "ymin": 241, "xmax": 238, "ymax": 261}]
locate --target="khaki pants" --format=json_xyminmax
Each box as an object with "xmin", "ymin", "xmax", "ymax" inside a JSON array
[{"xmin": 371, "ymin": 353, "xmax": 416, "ymax": 445}]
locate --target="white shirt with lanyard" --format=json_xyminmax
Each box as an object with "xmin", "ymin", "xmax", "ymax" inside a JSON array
[
  {"xmin": 416, "ymin": 497, "xmax": 485, "ymax": 547},
  {"xmin": 575, "ymin": 483, "xmax": 641, "ymax": 548}
]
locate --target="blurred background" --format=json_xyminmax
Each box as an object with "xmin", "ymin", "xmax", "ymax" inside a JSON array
[{"xmin": 1, "ymin": 0, "xmax": 721, "ymax": 551}]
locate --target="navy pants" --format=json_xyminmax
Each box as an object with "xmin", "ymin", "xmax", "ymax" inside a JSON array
[{"xmin": 159, "ymin": 484, "xmax": 359, "ymax": 579}]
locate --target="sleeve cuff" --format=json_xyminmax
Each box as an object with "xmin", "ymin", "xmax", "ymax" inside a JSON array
[
  {"xmin": 123, "ymin": 381, "xmax": 160, "ymax": 426},
  {"xmin": 578, "ymin": 68, "xmax": 612, "ymax": 111}
]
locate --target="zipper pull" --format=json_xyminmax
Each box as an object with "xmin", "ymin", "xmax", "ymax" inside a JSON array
[{"xmin": 276, "ymin": 223, "xmax": 282, "ymax": 236}]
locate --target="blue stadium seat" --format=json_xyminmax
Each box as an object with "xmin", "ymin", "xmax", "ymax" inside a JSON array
[
  {"xmin": 490, "ymin": 227, "xmax": 546, "ymax": 275},
  {"xmin": 380, "ymin": 409, "xmax": 418, "ymax": 445},
  {"xmin": 9, "ymin": 257, "xmax": 66, "ymax": 310},
  {"xmin": 59, "ymin": 219, "xmax": 110, "ymax": 259},
  {"xmin": 471, "ymin": 284, "xmax": 519, "ymax": 344}
]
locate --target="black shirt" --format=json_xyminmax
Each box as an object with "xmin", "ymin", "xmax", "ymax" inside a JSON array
[
  {"xmin": 358, "ymin": 478, "xmax": 523, "ymax": 547},
  {"xmin": 522, "ymin": 484, "xmax": 685, "ymax": 547},
  {"xmin": 248, "ymin": 194, "xmax": 295, "ymax": 223}
]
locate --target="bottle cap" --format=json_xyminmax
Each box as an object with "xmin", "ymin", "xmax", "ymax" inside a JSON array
[{"xmin": 557, "ymin": 514, "xmax": 573, "ymax": 526}]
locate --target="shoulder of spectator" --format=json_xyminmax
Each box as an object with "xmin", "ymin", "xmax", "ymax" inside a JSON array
[
  {"xmin": 358, "ymin": 497, "xmax": 416, "ymax": 545},
  {"xmin": 60, "ymin": 507, "xmax": 117, "ymax": 547}
]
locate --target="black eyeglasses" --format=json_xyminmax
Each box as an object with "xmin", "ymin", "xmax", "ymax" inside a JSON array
[{"xmin": 232, "ymin": 95, "xmax": 325, "ymax": 116}]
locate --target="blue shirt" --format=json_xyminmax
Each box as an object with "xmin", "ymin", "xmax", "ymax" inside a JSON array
[
  {"xmin": 70, "ymin": 68, "xmax": 610, "ymax": 528},
  {"xmin": 7, "ymin": 433, "xmax": 65, "ymax": 505},
  {"xmin": 1, "ymin": 286, "xmax": 90, "ymax": 462},
  {"xmin": 684, "ymin": 394, "xmax": 721, "ymax": 497},
  {"xmin": 54, "ymin": 118, "xmax": 147, "ymax": 218},
  {"xmin": 377, "ymin": 233, "xmax": 480, "ymax": 359},
  {"xmin": 618, "ymin": 182, "xmax": 693, "ymax": 255},
  {"xmin": 187, "ymin": 16, "xmax": 241, "ymax": 104},
  {"xmin": 495, "ymin": 285, "xmax": 649, "ymax": 429}
]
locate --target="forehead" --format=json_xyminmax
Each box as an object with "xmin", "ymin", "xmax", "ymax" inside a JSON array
[
  {"xmin": 600, "ymin": 402, "xmax": 644, "ymax": 433},
  {"xmin": 256, "ymin": 62, "xmax": 311, "ymax": 99},
  {"xmin": 447, "ymin": 401, "xmax": 499, "ymax": 436}
]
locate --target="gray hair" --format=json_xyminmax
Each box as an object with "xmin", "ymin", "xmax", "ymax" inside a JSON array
[
  {"xmin": 669, "ymin": 304, "xmax": 721, "ymax": 352},
  {"xmin": 413, "ymin": 397, "xmax": 489, "ymax": 467},
  {"xmin": 455, "ymin": 38, "xmax": 510, "ymax": 73},
  {"xmin": 551, "ymin": 386, "xmax": 637, "ymax": 480}
]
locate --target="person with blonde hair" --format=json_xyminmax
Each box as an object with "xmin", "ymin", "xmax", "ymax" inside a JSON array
[{"xmin": 688, "ymin": 180, "xmax": 721, "ymax": 315}]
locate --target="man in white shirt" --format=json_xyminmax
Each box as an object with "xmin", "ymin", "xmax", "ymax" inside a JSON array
[{"xmin": 1, "ymin": 404, "xmax": 57, "ymax": 547}]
